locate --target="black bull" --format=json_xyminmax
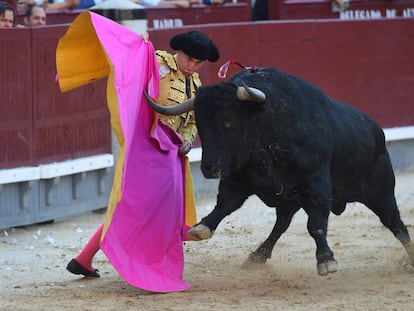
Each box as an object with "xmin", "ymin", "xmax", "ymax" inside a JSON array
[{"xmin": 145, "ymin": 67, "xmax": 414, "ymax": 275}]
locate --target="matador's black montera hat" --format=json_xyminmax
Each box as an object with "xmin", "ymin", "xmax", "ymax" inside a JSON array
[{"xmin": 170, "ymin": 31, "xmax": 220, "ymax": 63}]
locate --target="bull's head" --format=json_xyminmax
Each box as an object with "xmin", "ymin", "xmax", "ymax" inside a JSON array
[
  {"xmin": 144, "ymin": 82, "xmax": 267, "ymax": 179},
  {"xmin": 143, "ymin": 82, "xmax": 266, "ymax": 116}
]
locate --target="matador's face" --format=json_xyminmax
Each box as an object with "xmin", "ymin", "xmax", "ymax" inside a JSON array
[{"xmin": 176, "ymin": 51, "xmax": 204, "ymax": 77}]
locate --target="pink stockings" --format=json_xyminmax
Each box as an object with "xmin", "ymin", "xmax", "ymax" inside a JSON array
[{"xmin": 75, "ymin": 224, "xmax": 104, "ymax": 271}]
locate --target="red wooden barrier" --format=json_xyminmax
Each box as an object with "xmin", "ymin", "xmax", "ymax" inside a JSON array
[
  {"xmin": 0, "ymin": 29, "xmax": 33, "ymax": 168},
  {"xmin": 31, "ymin": 27, "xmax": 111, "ymax": 164},
  {"xmin": 0, "ymin": 26, "xmax": 111, "ymax": 169},
  {"xmin": 148, "ymin": 17, "xmax": 414, "ymax": 128},
  {"xmin": 2, "ymin": 17, "xmax": 414, "ymax": 169},
  {"xmin": 144, "ymin": 2, "xmax": 251, "ymax": 29}
]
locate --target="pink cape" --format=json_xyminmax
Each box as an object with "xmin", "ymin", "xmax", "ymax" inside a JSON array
[{"xmin": 56, "ymin": 12, "xmax": 194, "ymax": 292}]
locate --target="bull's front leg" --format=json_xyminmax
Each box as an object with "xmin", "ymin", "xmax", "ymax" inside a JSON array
[
  {"xmin": 304, "ymin": 196, "xmax": 338, "ymax": 276},
  {"xmin": 187, "ymin": 179, "xmax": 249, "ymax": 241},
  {"xmin": 244, "ymin": 206, "xmax": 300, "ymax": 267}
]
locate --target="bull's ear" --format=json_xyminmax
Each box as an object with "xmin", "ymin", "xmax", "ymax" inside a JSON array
[{"xmin": 237, "ymin": 82, "xmax": 266, "ymax": 103}]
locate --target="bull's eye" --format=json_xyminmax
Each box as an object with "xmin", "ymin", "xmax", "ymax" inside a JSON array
[
  {"xmin": 223, "ymin": 115, "xmax": 238, "ymax": 129},
  {"xmin": 224, "ymin": 121, "xmax": 233, "ymax": 129}
]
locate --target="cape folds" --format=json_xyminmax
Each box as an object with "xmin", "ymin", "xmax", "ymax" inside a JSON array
[{"xmin": 56, "ymin": 11, "xmax": 196, "ymax": 293}]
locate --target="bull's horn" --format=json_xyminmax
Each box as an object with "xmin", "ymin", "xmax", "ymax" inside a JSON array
[
  {"xmin": 237, "ymin": 81, "xmax": 266, "ymax": 103},
  {"xmin": 143, "ymin": 91, "xmax": 195, "ymax": 116}
]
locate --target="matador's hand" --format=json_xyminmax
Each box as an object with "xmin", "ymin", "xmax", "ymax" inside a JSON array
[{"xmin": 179, "ymin": 140, "xmax": 192, "ymax": 156}]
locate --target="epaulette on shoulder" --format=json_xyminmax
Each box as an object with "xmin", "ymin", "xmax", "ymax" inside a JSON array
[
  {"xmin": 192, "ymin": 72, "xmax": 202, "ymax": 88},
  {"xmin": 155, "ymin": 50, "xmax": 178, "ymax": 71}
]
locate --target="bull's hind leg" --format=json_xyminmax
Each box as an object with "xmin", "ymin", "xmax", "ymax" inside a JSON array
[
  {"xmin": 244, "ymin": 206, "xmax": 300, "ymax": 267},
  {"xmin": 366, "ymin": 195, "xmax": 414, "ymax": 266},
  {"xmin": 365, "ymin": 153, "xmax": 414, "ymax": 266}
]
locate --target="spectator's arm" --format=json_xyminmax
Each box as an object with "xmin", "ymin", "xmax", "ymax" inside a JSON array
[{"xmin": 44, "ymin": 0, "xmax": 81, "ymax": 10}]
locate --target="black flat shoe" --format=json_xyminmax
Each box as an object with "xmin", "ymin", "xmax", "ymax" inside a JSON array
[{"xmin": 66, "ymin": 258, "xmax": 100, "ymax": 278}]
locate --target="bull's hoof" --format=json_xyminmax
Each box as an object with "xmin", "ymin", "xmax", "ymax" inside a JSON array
[
  {"xmin": 187, "ymin": 224, "xmax": 213, "ymax": 241},
  {"xmin": 404, "ymin": 242, "xmax": 414, "ymax": 267},
  {"xmin": 317, "ymin": 259, "xmax": 338, "ymax": 276},
  {"xmin": 242, "ymin": 260, "xmax": 267, "ymax": 270},
  {"xmin": 247, "ymin": 252, "xmax": 267, "ymax": 263},
  {"xmin": 241, "ymin": 253, "xmax": 267, "ymax": 269}
]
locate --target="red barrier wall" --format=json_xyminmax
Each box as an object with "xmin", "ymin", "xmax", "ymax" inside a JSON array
[
  {"xmin": 2, "ymin": 17, "xmax": 413, "ymax": 169},
  {"xmin": 145, "ymin": 2, "xmax": 251, "ymax": 29},
  {"xmin": 148, "ymin": 17, "xmax": 414, "ymax": 128},
  {"xmin": 0, "ymin": 29, "xmax": 33, "ymax": 168},
  {"xmin": 6, "ymin": 0, "xmax": 414, "ymax": 24},
  {"xmin": 0, "ymin": 26, "xmax": 111, "ymax": 169}
]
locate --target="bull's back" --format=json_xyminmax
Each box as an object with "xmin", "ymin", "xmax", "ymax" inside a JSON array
[
  {"xmin": 286, "ymin": 71, "xmax": 390, "ymax": 197},
  {"xmin": 321, "ymin": 99, "xmax": 392, "ymax": 202},
  {"xmin": 239, "ymin": 67, "xmax": 389, "ymax": 181},
  {"xmin": 287, "ymin": 71, "xmax": 385, "ymax": 162}
]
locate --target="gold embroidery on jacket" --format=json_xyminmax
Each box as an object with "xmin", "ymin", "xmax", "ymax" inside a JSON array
[
  {"xmin": 169, "ymin": 79, "xmax": 186, "ymax": 103},
  {"xmin": 155, "ymin": 51, "xmax": 201, "ymax": 144}
]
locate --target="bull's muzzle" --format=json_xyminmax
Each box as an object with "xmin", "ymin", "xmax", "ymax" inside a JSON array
[{"xmin": 201, "ymin": 164, "xmax": 222, "ymax": 179}]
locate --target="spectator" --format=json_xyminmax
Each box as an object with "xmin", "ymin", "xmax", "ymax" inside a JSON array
[
  {"xmin": 16, "ymin": 0, "xmax": 40, "ymax": 14},
  {"xmin": 332, "ymin": 0, "xmax": 346, "ymax": 11},
  {"xmin": 0, "ymin": 1, "xmax": 16, "ymax": 27},
  {"xmin": 189, "ymin": 0, "xmax": 225, "ymax": 4},
  {"xmin": 143, "ymin": 0, "xmax": 198, "ymax": 8},
  {"xmin": 44, "ymin": 0, "xmax": 104, "ymax": 10},
  {"xmin": 252, "ymin": 0, "xmax": 268, "ymax": 21},
  {"xmin": 148, "ymin": 0, "xmax": 226, "ymax": 7},
  {"xmin": 24, "ymin": 5, "xmax": 46, "ymax": 26}
]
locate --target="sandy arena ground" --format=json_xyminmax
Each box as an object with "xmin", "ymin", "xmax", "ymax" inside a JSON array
[{"xmin": 1, "ymin": 172, "xmax": 414, "ymax": 311}]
